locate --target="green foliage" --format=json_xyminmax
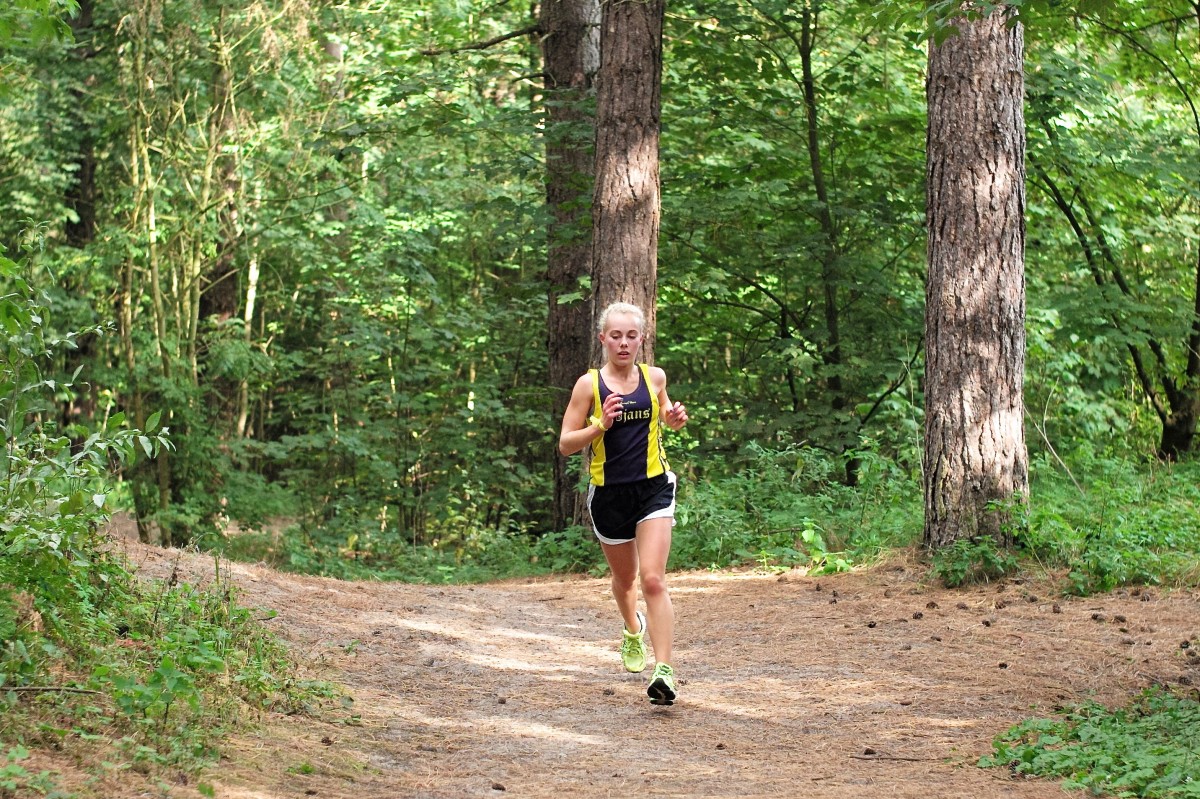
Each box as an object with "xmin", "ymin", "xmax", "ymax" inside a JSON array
[
  {"xmin": 216, "ymin": 512, "xmax": 553, "ymax": 584},
  {"xmin": 671, "ymin": 443, "xmax": 920, "ymax": 573},
  {"xmin": 1021, "ymin": 451, "xmax": 1200, "ymax": 595},
  {"xmin": 0, "ymin": 254, "xmax": 170, "ymax": 669},
  {"xmin": 662, "ymin": 2, "xmax": 927, "ymax": 467},
  {"xmin": 931, "ymin": 537, "xmax": 1019, "ymax": 587},
  {"xmin": 0, "ymin": 745, "xmax": 57, "ymax": 797},
  {"xmin": 981, "ymin": 688, "xmax": 1200, "ymax": 797},
  {"xmin": 71, "ymin": 561, "xmax": 335, "ymax": 769},
  {"xmin": 532, "ymin": 526, "xmax": 606, "ymax": 576},
  {"xmin": 0, "ymin": 0, "xmax": 76, "ymax": 49}
]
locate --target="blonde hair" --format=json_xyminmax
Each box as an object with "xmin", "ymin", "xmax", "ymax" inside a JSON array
[{"xmin": 597, "ymin": 301, "xmax": 646, "ymax": 333}]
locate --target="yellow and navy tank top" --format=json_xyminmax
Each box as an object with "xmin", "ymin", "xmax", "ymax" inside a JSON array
[{"xmin": 588, "ymin": 363, "xmax": 670, "ymax": 487}]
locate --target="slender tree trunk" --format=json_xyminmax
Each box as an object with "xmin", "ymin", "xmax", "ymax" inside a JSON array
[
  {"xmin": 1161, "ymin": 246, "xmax": 1200, "ymax": 458},
  {"xmin": 923, "ymin": 6, "xmax": 1028, "ymax": 549},
  {"xmin": 797, "ymin": 3, "xmax": 859, "ymax": 484},
  {"xmin": 199, "ymin": 10, "xmax": 243, "ymax": 428},
  {"xmin": 589, "ymin": 0, "xmax": 663, "ymax": 365},
  {"xmin": 237, "ymin": 182, "xmax": 262, "ymax": 439},
  {"xmin": 64, "ymin": 0, "xmax": 97, "ymax": 248},
  {"xmin": 138, "ymin": 69, "xmax": 174, "ymax": 547},
  {"xmin": 124, "ymin": 1, "xmax": 172, "ymax": 546},
  {"xmin": 542, "ymin": 0, "xmax": 600, "ymax": 531}
]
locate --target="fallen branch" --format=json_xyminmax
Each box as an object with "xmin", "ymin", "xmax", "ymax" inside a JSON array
[
  {"xmin": 7, "ymin": 686, "xmax": 103, "ymax": 696},
  {"xmin": 421, "ymin": 24, "xmax": 541, "ymax": 57}
]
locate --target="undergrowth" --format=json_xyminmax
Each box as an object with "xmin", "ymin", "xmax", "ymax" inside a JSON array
[
  {"xmin": 981, "ymin": 686, "xmax": 1200, "ymax": 797},
  {"xmin": 215, "ymin": 441, "xmax": 925, "ymax": 581},
  {"xmin": 1023, "ymin": 448, "xmax": 1200, "ymax": 594},
  {"xmin": 214, "ymin": 439, "xmax": 1200, "ymax": 595}
]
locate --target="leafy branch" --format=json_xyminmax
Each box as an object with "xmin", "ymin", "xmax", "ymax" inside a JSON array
[{"xmin": 420, "ymin": 24, "xmax": 542, "ymax": 56}]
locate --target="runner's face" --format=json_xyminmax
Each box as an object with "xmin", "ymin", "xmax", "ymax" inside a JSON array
[{"xmin": 599, "ymin": 313, "xmax": 643, "ymax": 365}]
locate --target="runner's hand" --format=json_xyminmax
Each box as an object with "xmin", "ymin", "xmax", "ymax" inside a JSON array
[
  {"xmin": 601, "ymin": 393, "xmax": 624, "ymax": 429},
  {"xmin": 665, "ymin": 401, "xmax": 688, "ymax": 431}
]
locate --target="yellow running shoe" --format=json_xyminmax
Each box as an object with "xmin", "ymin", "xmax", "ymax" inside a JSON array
[
  {"xmin": 620, "ymin": 610, "xmax": 647, "ymax": 673},
  {"xmin": 647, "ymin": 662, "xmax": 677, "ymax": 705}
]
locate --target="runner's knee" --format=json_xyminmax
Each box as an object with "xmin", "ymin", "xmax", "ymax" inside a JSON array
[
  {"xmin": 612, "ymin": 572, "xmax": 637, "ymax": 594},
  {"xmin": 640, "ymin": 573, "xmax": 667, "ymax": 598}
]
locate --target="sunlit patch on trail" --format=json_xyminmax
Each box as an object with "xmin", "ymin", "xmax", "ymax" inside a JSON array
[{"xmin": 478, "ymin": 718, "xmax": 610, "ymax": 746}]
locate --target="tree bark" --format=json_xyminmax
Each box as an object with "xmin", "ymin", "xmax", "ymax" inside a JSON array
[
  {"xmin": 589, "ymin": 0, "xmax": 663, "ymax": 365},
  {"xmin": 923, "ymin": 7, "xmax": 1028, "ymax": 549},
  {"xmin": 542, "ymin": 0, "xmax": 600, "ymax": 532}
]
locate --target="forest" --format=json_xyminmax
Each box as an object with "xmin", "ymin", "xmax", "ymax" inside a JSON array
[
  {"xmin": 2, "ymin": 0, "xmax": 1200, "ymax": 796},
  {"xmin": 0, "ymin": 0, "xmax": 1196, "ymax": 578}
]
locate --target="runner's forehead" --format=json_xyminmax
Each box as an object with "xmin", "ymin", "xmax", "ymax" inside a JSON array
[{"xmin": 603, "ymin": 313, "xmax": 642, "ymax": 333}]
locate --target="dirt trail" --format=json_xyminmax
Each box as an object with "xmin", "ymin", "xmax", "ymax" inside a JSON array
[{"xmin": 121, "ymin": 540, "xmax": 1200, "ymax": 799}]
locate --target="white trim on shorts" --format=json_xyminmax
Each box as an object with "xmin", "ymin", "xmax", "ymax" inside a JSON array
[{"xmin": 588, "ymin": 470, "xmax": 677, "ymax": 546}]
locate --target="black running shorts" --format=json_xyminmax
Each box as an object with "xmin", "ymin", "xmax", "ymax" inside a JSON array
[{"xmin": 586, "ymin": 471, "xmax": 676, "ymax": 545}]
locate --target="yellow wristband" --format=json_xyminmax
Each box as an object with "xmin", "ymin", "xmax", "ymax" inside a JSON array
[{"xmin": 589, "ymin": 415, "xmax": 608, "ymax": 432}]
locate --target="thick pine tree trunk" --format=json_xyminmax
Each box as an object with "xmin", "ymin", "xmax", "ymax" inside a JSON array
[
  {"xmin": 542, "ymin": 0, "xmax": 600, "ymax": 532},
  {"xmin": 589, "ymin": 0, "xmax": 663, "ymax": 365},
  {"xmin": 923, "ymin": 8, "xmax": 1028, "ymax": 549}
]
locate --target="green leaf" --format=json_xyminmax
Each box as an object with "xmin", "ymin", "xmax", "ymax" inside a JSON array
[{"xmin": 59, "ymin": 491, "xmax": 86, "ymax": 516}]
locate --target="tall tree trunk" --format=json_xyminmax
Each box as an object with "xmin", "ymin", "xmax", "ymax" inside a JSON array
[
  {"xmin": 589, "ymin": 0, "xmax": 663, "ymax": 365},
  {"xmin": 125, "ymin": 0, "xmax": 172, "ymax": 546},
  {"xmin": 542, "ymin": 0, "xmax": 600, "ymax": 532},
  {"xmin": 923, "ymin": 6, "xmax": 1028, "ymax": 549}
]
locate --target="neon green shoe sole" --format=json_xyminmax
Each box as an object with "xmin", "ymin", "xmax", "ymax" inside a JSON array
[
  {"xmin": 620, "ymin": 610, "xmax": 647, "ymax": 673},
  {"xmin": 648, "ymin": 662, "xmax": 677, "ymax": 706}
]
